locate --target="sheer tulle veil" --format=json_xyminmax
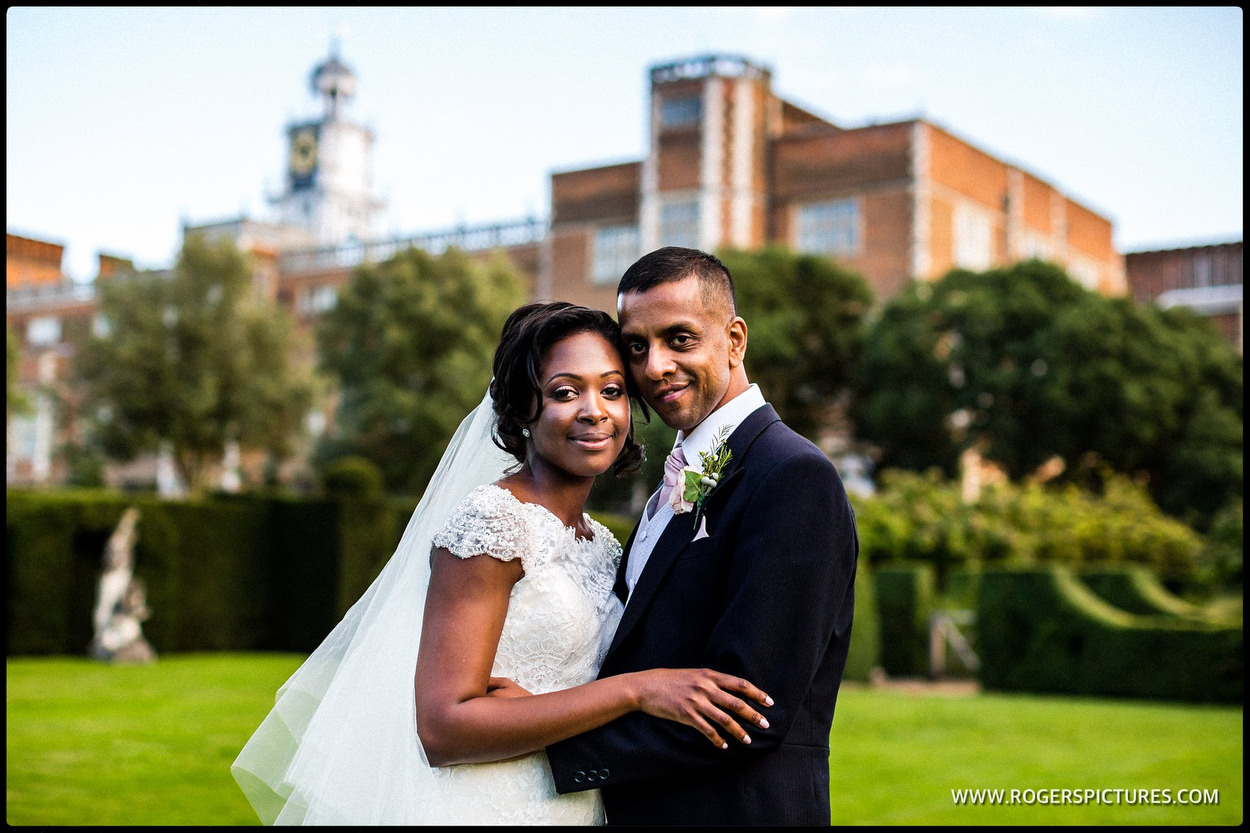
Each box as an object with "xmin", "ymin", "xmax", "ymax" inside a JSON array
[{"xmin": 232, "ymin": 390, "xmax": 514, "ymax": 824}]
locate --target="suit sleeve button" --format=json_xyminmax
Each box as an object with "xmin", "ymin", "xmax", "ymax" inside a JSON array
[{"xmin": 573, "ymin": 770, "xmax": 585, "ymax": 784}]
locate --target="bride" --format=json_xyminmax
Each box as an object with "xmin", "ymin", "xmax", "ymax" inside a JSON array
[{"xmin": 232, "ymin": 302, "xmax": 771, "ymax": 825}]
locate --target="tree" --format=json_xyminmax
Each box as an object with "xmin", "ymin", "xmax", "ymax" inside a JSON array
[
  {"xmin": 7, "ymin": 323, "xmax": 31, "ymax": 423},
  {"xmin": 314, "ymin": 246, "xmax": 528, "ymax": 494},
  {"xmin": 73, "ymin": 233, "xmax": 313, "ymax": 493},
  {"xmin": 1040, "ymin": 298, "xmax": 1242, "ymax": 527},
  {"xmin": 717, "ymin": 245, "xmax": 873, "ymax": 439},
  {"xmin": 851, "ymin": 259, "xmax": 1243, "ymax": 527}
]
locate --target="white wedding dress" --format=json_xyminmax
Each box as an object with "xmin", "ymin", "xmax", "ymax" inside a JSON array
[
  {"xmin": 424, "ymin": 484, "xmax": 624, "ymax": 825},
  {"xmin": 232, "ymin": 393, "xmax": 624, "ymax": 826}
]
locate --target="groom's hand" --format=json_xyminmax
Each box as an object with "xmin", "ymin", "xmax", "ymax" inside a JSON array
[{"xmin": 485, "ymin": 676, "xmax": 532, "ymax": 698}]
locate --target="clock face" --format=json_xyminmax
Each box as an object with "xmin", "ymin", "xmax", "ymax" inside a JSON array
[{"xmin": 290, "ymin": 129, "xmax": 318, "ymax": 178}]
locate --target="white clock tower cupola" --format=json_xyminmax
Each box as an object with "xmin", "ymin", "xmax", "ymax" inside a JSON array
[{"xmin": 273, "ymin": 42, "xmax": 383, "ymax": 247}]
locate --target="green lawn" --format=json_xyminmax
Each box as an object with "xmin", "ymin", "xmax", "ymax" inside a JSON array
[
  {"xmin": 6, "ymin": 654, "xmax": 1243, "ymax": 826},
  {"xmin": 830, "ymin": 683, "xmax": 1242, "ymax": 825}
]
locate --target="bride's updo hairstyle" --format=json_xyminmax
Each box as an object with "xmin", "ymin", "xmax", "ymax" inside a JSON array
[{"xmin": 490, "ymin": 301, "xmax": 645, "ymax": 476}]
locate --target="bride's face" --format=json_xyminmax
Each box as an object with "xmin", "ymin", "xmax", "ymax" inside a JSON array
[{"xmin": 527, "ymin": 330, "xmax": 631, "ymax": 480}]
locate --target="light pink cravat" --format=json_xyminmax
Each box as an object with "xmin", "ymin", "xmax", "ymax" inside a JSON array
[{"xmin": 654, "ymin": 445, "xmax": 687, "ymax": 517}]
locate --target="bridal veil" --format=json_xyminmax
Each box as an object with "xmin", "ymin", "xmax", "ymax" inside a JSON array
[{"xmin": 232, "ymin": 391, "xmax": 514, "ymax": 824}]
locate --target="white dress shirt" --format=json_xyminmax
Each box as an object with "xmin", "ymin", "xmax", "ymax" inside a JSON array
[{"xmin": 623, "ymin": 384, "xmax": 767, "ymax": 601}]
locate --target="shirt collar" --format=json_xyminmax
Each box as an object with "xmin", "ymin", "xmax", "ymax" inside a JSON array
[{"xmin": 675, "ymin": 383, "xmax": 767, "ymax": 463}]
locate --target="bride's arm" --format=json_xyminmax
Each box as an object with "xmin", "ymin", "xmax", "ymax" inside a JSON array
[{"xmin": 414, "ymin": 548, "xmax": 771, "ymax": 768}]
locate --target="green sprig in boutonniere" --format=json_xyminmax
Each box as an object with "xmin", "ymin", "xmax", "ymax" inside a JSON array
[{"xmin": 670, "ymin": 426, "xmax": 733, "ymax": 529}]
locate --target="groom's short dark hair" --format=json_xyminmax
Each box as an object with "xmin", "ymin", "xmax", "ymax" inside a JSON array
[{"xmin": 616, "ymin": 247, "xmax": 737, "ymax": 315}]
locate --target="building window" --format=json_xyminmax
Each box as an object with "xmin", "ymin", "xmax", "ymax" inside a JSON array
[
  {"xmin": 298, "ymin": 285, "xmax": 337, "ymax": 315},
  {"xmin": 953, "ymin": 203, "xmax": 993, "ymax": 271},
  {"xmin": 1022, "ymin": 232, "xmax": 1053, "ymax": 262},
  {"xmin": 1193, "ymin": 253, "xmax": 1212, "ymax": 288},
  {"xmin": 91, "ymin": 314, "xmax": 111, "ymax": 338},
  {"xmin": 660, "ymin": 200, "xmax": 700, "ymax": 249},
  {"xmin": 661, "ymin": 95, "xmax": 702, "ymax": 129},
  {"xmin": 306, "ymin": 408, "xmax": 327, "ymax": 437},
  {"xmin": 1067, "ymin": 254, "xmax": 1100, "ymax": 290},
  {"xmin": 592, "ymin": 225, "xmax": 639, "ymax": 285},
  {"xmin": 9, "ymin": 413, "xmax": 38, "ymax": 461},
  {"xmin": 797, "ymin": 199, "xmax": 860, "ymax": 258},
  {"xmin": 26, "ymin": 316, "xmax": 62, "ymax": 346}
]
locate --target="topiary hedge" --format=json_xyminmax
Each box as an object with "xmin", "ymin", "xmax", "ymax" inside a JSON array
[
  {"xmin": 842, "ymin": 560, "xmax": 879, "ymax": 683},
  {"xmin": 5, "ymin": 489, "xmax": 413, "ymax": 656},
  {"xmin": 977, "ymin": 566, "xmax": 1242, "ymax": 703},
  {"xmin": 874, "ymin": 562, "xmax": 934, "ymax": 678},
  {"xmin": 1077, "ymin": 566, "xmax": 1221, "ymax": 621}
]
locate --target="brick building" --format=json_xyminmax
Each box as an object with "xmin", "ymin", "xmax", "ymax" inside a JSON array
[
  {"xmin": 544, "ymin": 54, "xmax": 1125, "ymax": 312},
  {"xmin": 1124, "ymin": 240, "xmax": 1242, "ymax": 353},
  {"xmin": 9, "ymin": 50, "xmax": 1144, "ymax": 489}
]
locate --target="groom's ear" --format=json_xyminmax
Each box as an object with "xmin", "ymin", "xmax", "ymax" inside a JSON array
[{"xmin": 727, "ymin": 317, "xmax": 747, "ymax": 368}]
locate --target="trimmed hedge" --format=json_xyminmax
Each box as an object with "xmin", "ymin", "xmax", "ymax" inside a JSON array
[
  {"xmin": 1078, "ymin": 566, "xmax": 1216, "ymax": 621},
  {"xmin": 978, "ymin": 566, "xmax": 1242, "ymax": 703},
  {"xmin": 874, "ymin": 562, "xmax": 935, "ymax": 677},
  {"xmin": 842, "ymin": 560, "xmax": 879, "ymax": 683},
  {"xmin": 5, "ymin": 490, "xmax": 413, "ymax": 656},
  {"xmin": 7, "ymin": 491, "xmax": 183, "ymax": 655}
]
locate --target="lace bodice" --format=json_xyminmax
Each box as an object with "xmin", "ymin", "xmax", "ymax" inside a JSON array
[{"xmin": 425, "ymin": 484, "xmax": 625, "ymax": 824}]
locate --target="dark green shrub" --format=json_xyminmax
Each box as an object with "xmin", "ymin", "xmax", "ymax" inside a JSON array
[
  {"xmin": 853, "ymin": 470, "xmax": 1204, "ymax": 587},
  {"xmin": 6, "ymin": 489, "xmax": 411, "ymax": 656},
  {"xmin": 977, "ymin": 566, "xmax": 1241, "ymax": 703},
  {"xmin": 321, "ymin": 456, "xmax": 385, "ymax": 499},
  {"xmin": 875, "ymin": 562, "xmax": 934, "ymax": 677},
  {"xmin": 334, "ymin": 496, "xmax": 409, "ymax": 619},
  {"xmin": 266, "ymin": 496, "xmax": 342, "ymax": 650},
  {"xmin": 1079, "ymin": 566, "xmax": 1207, "ymax": 619},
  {"xmin": 842, "ymin": 560, "xmax": 879, "ymax": 682},
  {"xmin": 1194, "ymin": 499, "xmax": 1243, "ymax": 591}
]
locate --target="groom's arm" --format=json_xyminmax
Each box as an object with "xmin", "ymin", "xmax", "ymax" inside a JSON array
[{"xmin": 546, "ymin": 442, "xmax": 858, "ymax": 791}]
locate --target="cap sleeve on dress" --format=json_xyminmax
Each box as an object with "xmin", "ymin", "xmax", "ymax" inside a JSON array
[{"xmin": 431, "ymin": 484, "xmax": 530, "ymax": 565}]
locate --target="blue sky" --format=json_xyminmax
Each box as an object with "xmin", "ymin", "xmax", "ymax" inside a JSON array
[{"xmin": 6, "ymin": 6, "xmax": 1243, "ymax": 282}]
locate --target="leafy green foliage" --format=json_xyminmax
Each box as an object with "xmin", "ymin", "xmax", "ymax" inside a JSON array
[
  {"xmin": 7, "ymin": 322, "xmax": 32, "ymax": 420},
  {"xmin": 320, "ymin": 455, "xmax": 385, "ymax": 499},
  {"xmin": 853, "ymin": 469, "xmax": 1206, "ymax": 587},
  {"xmin": 314, "ymin": 246, "xmax": 527, "ymax": 494},
  {"xmin": 718, "ymin": 245, "xmax": 872, "ymax": 439},
  {"xmin": 71, "ymin": 234, "xmax": 313, "ymax": 493},
  {"xmin": 851, "ymin": 260, "xmax": 1242, "ymax": 526},
  {"xmin": 1194, "ymin": 500, "xmax": 1244, "ymax": 591}
]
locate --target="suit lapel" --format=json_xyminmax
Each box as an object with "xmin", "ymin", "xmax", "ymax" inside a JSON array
[
  {"xmin": 612, "ymin": 524, "xmax": 640, "ymax": 603},
  {"xmin": 605, "ymin": 405, "xmax": 781, "ymax": 659}
]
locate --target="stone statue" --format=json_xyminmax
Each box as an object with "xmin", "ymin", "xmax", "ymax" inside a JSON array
[{"xmin": 89, "ymin": 507, "xmax": 156, "ymax": 664}]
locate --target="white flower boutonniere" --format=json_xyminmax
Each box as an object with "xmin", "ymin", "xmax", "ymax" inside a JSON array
[{"xmin": 670, "ymin": 426, "xmax": 732, "ymax": 529}]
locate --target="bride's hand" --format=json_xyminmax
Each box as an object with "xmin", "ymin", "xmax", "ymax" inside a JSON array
[
  {"xmin": 485, "ymin": 676, "xmax": 532, "ymax": 699},
  {"xmin": 631, "ymin": 669, "xmax": 773, "ymax": 749}
]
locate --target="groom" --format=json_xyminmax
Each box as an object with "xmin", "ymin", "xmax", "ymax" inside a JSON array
[{"xmin": 547, "ymin": 247, "xmax": 859, "ymax": 825}]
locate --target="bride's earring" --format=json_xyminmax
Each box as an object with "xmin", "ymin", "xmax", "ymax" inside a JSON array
[{"xmin": 522, "ymin": 428, "xmax": 530, "ymax": 438}]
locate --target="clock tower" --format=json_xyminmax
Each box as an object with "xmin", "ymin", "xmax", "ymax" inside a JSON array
[{"xmin": 273, "ymin": 43, "xmax": 383, "ymax": 247}]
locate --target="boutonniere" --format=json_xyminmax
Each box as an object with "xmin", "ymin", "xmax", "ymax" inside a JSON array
[{"xmin": 670, "ymin": 426, "xmax": 733, "ymax": 529}]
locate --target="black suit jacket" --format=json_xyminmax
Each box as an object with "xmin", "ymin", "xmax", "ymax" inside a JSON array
[{"xmin": 547, "ymin": 405, "xmax": 859, "ymax": 825}]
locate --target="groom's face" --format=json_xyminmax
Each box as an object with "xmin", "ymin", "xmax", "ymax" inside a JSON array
[{"xmin": 618, "ymin": 274, "xmax": 746, "ymax": 433}]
